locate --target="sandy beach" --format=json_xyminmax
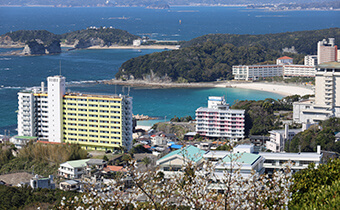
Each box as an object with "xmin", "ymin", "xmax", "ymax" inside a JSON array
[
  {"xmin": 217, "ymin": 82, "xmax": 314, "ymax": 96},
  {"xmin": 87, "ymin": 45, "xmax": 179, "ymax": 50},
  {"xmin": 101, "ymin": 79, "xmax": 314, "ymax": 97}
]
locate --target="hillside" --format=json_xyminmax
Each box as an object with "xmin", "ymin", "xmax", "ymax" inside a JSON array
[{"xmin": 116, "ymin": 28, "xmax": 340, "ymax": 83}]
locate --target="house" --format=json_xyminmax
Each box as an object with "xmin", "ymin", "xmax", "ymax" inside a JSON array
[
  {"xmin": 58, "ymin": 159, "xmax": 90, "ymax": 179},
  {"xmin": 30, "ymin": 174, "xmax": 55, "ymax": 190},
  {"xmin": 156, "ymin": 145, "xmax": 206, "ymax": 178},
  {"xmin": 103, "ymin": 165, "xmax": 127, "ymax": 173},
  {"xmin": 59, "ymin": 180, "xmax": 80, "ymax": 191},
  {"xmin": 86, "ymin": 159, "xmax": 107, "ymax": 170}
]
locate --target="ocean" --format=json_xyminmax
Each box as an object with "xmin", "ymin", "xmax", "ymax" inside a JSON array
[{"xmin": 0, "ymin": 6, "xmax": 339, "ymax": 134}]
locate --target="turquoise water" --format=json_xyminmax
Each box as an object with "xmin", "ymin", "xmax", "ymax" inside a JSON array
[{"xmin": 0, "ymin": 7, "xmax": 339, "ymax": 134}]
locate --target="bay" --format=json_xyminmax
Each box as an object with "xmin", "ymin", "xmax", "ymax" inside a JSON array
[{"xmin": 0, "ymin": 6, "xmax": 339, "ymax": 134}]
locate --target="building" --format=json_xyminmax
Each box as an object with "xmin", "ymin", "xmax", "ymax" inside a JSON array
[
  {"xmin": 156, "ymin": 145, "xmax": 206, "ymax": 178},
  {"xmin": 260, "ymin": 145, "xmax": 322, "ymax": 174},
  {"xmin": 233, "ymin": 57, "xmax": 315, "ymax": 80},
  {"xmin": 58, "ymin": 159, "xmax": 90, "ymax": 179},
  {"xmin": 283, "ymin": 64, "xmax": 316, "ymax": 77},
  {"xmin": 276, "ymin": 56, "xmax": 293, "ymax": 65},
  {"xmin": 17, "ymin": 75, "xmax": 133, "ymax": 151},
  {"xmin": 232, "ymin": 64, "xmax": 283, "ymax": 81},
  {"xmin": 293, "ymin": 62, "xmax": 340, "ymax": 123},
  {"xmin": 317, "ymin": 38, "xmax": 337, "ymax": 64},
  {"xmin": 266, "ymin": 125, "xmax": 302, "ymax": 152},
  {"xmin": 196, "ymin": 96, "xmax": 245, "ymax": 140},
  {"xmin": 30, "ymin": 174, "xmax": 55, "ymax": 190},
  {"xmin": 304, "ymin": 55, "xmax": 318, "ymax": 66},
  {"xmin": 9, "ymin": 136, "xmax": 37, "ymax": 149},
  {"xmin": 59, "ymin": 180, "xmax": 80, "ymax": 191}
]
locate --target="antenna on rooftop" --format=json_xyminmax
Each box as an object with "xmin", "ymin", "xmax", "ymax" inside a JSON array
[
  {"xmin": 127, "ymin": 86, "xmax": 130, "ymax": 96},
  {"xmin": 59, "ymin": 60, "xmax": 62, "ymax": 76}
]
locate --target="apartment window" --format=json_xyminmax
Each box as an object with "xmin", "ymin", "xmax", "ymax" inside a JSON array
[
  {"xmin": 89, "ymin": 140, "xmax": 98, "ymax": 143},
  {"xmin": 100, "ymin": 115, "xmax": 109, "ymax": 118},
  {"xmin": 89, "ymin": 110, "xmax": 98, "ymax": 112},
  {"xmin": 89, "ymin": 119, "xmax": 98, "ymax": 122},
  {"xmin": 100, "ymin": 120, "xmax": 109, "ymax": 123},
  {"xmin": 78, "ymin": 109, "xmax": 87, "ymax": 112},
  {"xmin": 111, "ymin": 136, "xmax": 120, "ymax": 140},
  {"xmin": 99, "ymin": 100, "xmax": 109, "ymax": 103},
  {"xmin": 100, "ymin": 110, "xmax": 109, "ymax": 113},
  {"xmin": 89, "ymin": 99, "xmax": 98, "ymax": 102},
  {"xmin": 89, "ymin": 104, "xmax": 98, "ymax": 107},
  {"xmin": 100, "ymin": 131, "xmax": 109, "ymax": 133},
  {"xmin": 100, "ymin": 141, "xmax": 109, "ymax": 144},
  {"xmin": 89, "ymin": 135, "xmax": 98, "ymax": 138},
  {"xmin": 111, "ymin": 131, "xmax": 121, "ymax": 134},
  {"xmin": 89, "ymin": 114, "xmax": 98, "ymax": 117},
  {"xmin": 100, "ymin": 136, "xmax": 109, "ymax": 139},
  {"xmin": 110, "ymin": 101, "xmax": 120, "ymax": 104},
  {"xmin": 89, "ymin": 130, "xmax": 98, "ymax": 133},
  {"xmin": 110, "ymin": 106, "xmax": 120, "ymax": 108},
  {"xmin": 111, "ymin": 121, "xmax": 120, "ymax": 124},
  {"xmin": 111, "ymin": 111, "xmax": 120, "ymax": 114},
  {"xmin": 100, "ymin": 125, "xmax": 109, "ymax": 128},
  {"xmin": 111, "ymin": 116, "xmax": 120, "ymax": 119},
  {"xmin": 100, "ymin": 105, "xmax": 109, "ymax": 108}
]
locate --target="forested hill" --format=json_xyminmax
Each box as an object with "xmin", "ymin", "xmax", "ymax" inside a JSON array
[
  {"xmin": 116, "ymin": 28, "xmax": 340, "ymax": 82},
  {"xmin": 0, "ymin": 28, "xmax": 140, "ymax": 47},
  {"xmin": 181, "ymin": 28, "xmax": 340, "ymax": 55}
]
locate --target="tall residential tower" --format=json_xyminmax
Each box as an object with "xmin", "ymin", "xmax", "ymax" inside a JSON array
[{"xmin": 17, "ymin": 75, "xmax": 133, "ymax": 151}]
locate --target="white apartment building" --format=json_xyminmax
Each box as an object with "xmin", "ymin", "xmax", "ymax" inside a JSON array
[
  {"xmin": 317, "ymin": 38, "xmax": 338, "ymax": 64},
  {"xmin": 283, "ymin": 64, "xmax": 316, "ymax": 77},
  {"xmin": 260, "ymin": 145, "xmax": 322, "ymax": 174},
  {"xmin": 196, "ymin": 96, "xmax": 245, "ymax": 140},
  {"xmin": 232, "ymin": 64, "xmax": 283, "ymax": 81},
  {"xmin": 233, "ymin": 56, "xmax": 315, "ymax": 80},
  {"xmin": 267, "ymin": 124, "xmax": 302, "ymax": 152},
  {"xmin": 17, "ymin": 75, "xmax": 133, "ymax": 151},
  {"xmin": 304, "ymin": 55, "xmax": 318, "ymax": 66},
  {"xmin": 293, "ymin": 62, "xmax": 340, "ymax": 123}
]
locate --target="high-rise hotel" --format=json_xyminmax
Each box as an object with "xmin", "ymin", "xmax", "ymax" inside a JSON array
[
  {"xmin": 196, "ymin": 96, "xmax": 245, "ymax": 140},
  {"xmin": 17, "ymin": 75, "xmax": 133, "ymax": 151}
]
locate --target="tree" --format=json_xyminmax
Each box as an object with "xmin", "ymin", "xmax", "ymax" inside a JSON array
[{"xmin": 141, "ymin": 157, "xmax": 152, "ymax": 168}]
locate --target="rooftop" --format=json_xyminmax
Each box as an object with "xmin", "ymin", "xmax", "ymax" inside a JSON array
[
  {"xmin": 222, "ymin": 153, "xmax": 261, "ymax": 165},
  {"xmin": 63, "ymin": 159, "xmax": 90, "ymax": 168},
  {"xmin": 158, "ymin": 145, "xmax": 206, "ymax": 163},
  {"xmin": 317, "ymin": 62, "xmax": 340, "ymax": 70},
  {"xmin": 278, "ymin": 56, "xmax": 293, "ymax": 60},
  {"xmin": 259, "ymin": 152, "xmax": 322, "ymax": 160}
]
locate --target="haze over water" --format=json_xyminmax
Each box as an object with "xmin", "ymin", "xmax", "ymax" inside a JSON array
[{"xmin": 0, "ymin": 6, "xmax": 339, "ymax": 133}]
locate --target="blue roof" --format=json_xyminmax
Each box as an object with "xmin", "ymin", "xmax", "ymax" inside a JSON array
[
  {"xmin": 170, "ymin": 144, "xmax": 183, "ymax": 149},
  {"xmin": 158, "ymin": 145, "xmax": 206, "ymax": 163}
]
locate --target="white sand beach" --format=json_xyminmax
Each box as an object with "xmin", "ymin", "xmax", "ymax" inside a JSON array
[
  {"xmin": 87, "ymin": 45, "xmax": 179, "ymax": 50},
  {"xmin": 217, "ymin": 82, "xmax": 314, "ymax": 96}
]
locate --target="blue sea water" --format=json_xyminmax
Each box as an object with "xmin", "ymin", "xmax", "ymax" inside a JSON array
[{"xmin": 0, "ymin": 6, "xmax": 339, "ymax": 134}]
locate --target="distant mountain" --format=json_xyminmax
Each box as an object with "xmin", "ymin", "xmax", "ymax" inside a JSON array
[{"xmin": 0, "ymin": 0, "xmax": 337, "ymax": 7}]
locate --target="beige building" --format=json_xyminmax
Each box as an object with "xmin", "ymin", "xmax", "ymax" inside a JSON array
[
  {"xmin": 317, "ymin": 38, "xmax": 337, "ymax": 64},
  {"xmin": 293, "ymin": 62, "xmax": 340, "ymax": 123}
]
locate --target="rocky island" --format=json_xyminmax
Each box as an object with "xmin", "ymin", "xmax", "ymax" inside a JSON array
[{"xmin": 0, "ymin": 27, "xmax": 141, "ymax": 55}]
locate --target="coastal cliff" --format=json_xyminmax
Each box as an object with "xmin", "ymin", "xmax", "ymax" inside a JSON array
[{"xmin": 22, "ymin": 40, "xmax": 61, "ymax": 55}]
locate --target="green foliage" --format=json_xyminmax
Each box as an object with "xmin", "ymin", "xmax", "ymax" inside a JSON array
[
  {"xmin": 61, "ymin": 27, "xmax": 139, "ymax": 46},
  {"xmin": 0, "ymin": 184, "xmax": 78, "ymax": 210},
  {"xmin": 182, "ymin": 28, "xmax": 340, "ymax": 55},
  {"xmin": 232, "ymin": 96, "xmax": 300, "ymax": 135},
  {"xmin": 170, "ymin": 115, "xmax": 193, "ymax": 122},
  {"xmin": 103, "ymin": 155, "xmax": 109, "ymax": 161},
  {"xmin": 2, "ymin": 28, "xmax": 139, "ymax": 46},
  {"xmin": 0, "ymin": 142, "xmax": 88, "ymax": 176},
  {"xmin": 286, "ymin": 117, "xmax": 340, "ymax": 153},
  {"xmin": 4, "ymin": 30, "xmax": 59, "ymax": 43},
  {"xmin": 117, "ymin": 43, "xmax": 281, "ymax": 82},
  {"xmin": 131, "ymin": 144, "xmax": 151, "ymax": 154},
  {"xmin": 117, "ymin": 28, "xmax": 340, "ymax": 82},
  {"xmin": 215, "ymin": 144, "xmax": 232, "ymax": 151},
  {"xmin": 290, "ymin": 158, "xmax": 340, "ymax": 209}
]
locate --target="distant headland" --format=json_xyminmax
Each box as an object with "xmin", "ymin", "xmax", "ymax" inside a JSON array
[{"xmin": 0, "ymin": 27, "xmax": 179, "ymax": 56}]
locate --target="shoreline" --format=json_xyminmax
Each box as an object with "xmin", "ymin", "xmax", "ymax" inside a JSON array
[{"xmin": 100, "ymin": 79, "xmax": 314, "ymax": 96}]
